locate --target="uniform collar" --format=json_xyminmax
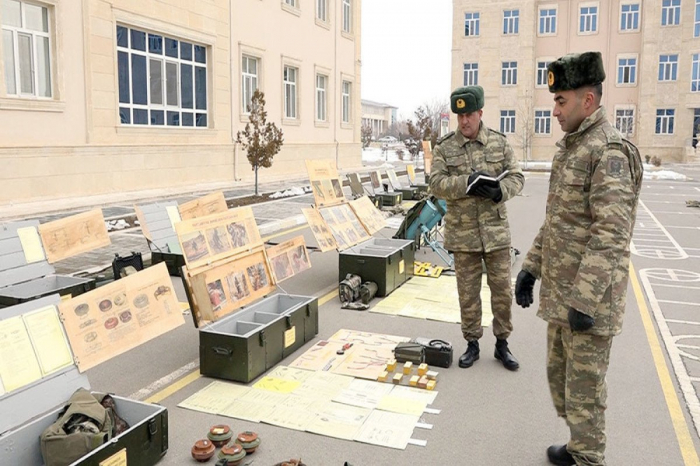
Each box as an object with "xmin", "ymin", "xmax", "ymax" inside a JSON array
[
  {"xmin": 454, "ymin": 122, "xmax": 488, "ymax": 147},
  {"xmin": 557, "ymin": 106, "xmax": 607, "ymax": 149}
]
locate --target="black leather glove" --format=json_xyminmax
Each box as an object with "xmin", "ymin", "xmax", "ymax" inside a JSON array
[
  {"xmin": 473, "ymin": 184, "xmax": 503, "ymax": 203},
  {"xmin": 568, "ymin": 307, "xmax": 595, "ymax": 331},
  {"xmin": 515, "ymin": 270, "xmax": 536, "ymax": 308},
  {"xmin": 467, "ymin": 171, "xmax": 489, "ymax": 187}
]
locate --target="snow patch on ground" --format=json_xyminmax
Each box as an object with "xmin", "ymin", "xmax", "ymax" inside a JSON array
[
  {"xmin": 643, "ymin": 169, "xmax": 688, "ymax": 181},
  {"xmin": 270, "ymin": 186, "xmax": 308, "ymax": 199}
]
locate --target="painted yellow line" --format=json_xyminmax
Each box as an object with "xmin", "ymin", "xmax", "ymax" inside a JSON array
[
  {"xmin": 145, "ymin": 370, "xmax": 202, "ymax": 404},
  {"xmin": 263, "ymin": 224, "xmax": 308, "ymax": 242},
  {"xmin": 630, "ymin": 262, "xmax": 700, "ymax": 465},
  {"xmin": 319, "ymin": 288, "xmax": 338, "ymax": 306}
]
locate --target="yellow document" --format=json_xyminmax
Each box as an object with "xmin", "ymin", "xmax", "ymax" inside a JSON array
[
  {"xmin": 0, "ymin": 316, "xmax": 43, "ymax": 392},
  {"xmin": 165, "ymin": 205, "xmax": 181, "ymax": 229},
  {"xmin": 99, "ymin": 449, "xmax": 126, "ymax": 466},
  {"xmin": 252, "ymin": 376, "xmax": 300, "ymax": 394},
  {"xmin": 17, "ymin": 226, "xmax": 45, "ymax": 263},
  {"xmin": 377, "ymin": 394, "xmax": 427, "ymax": 416},
  {"xmin": 23, "ymin": 305, "xmax": 73, "ymax": 376}
]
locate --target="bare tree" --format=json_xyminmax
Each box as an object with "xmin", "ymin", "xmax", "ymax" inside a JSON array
[
  {"xmin": 512, "ymin": 93, "xmax": 535, "ymax": 163},
  {"xmin": 236, "ymin": 90, "xmax": 284, "ymax": 196}
]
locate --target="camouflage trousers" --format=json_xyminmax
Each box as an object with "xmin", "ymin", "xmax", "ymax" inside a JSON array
[
  {"xmin": 547, "ymin": 323, "xmax": 613, "ymax": 466},
  {"xmin": 454, "ymin": 248, "xmax": 513, "ymax": 341}
]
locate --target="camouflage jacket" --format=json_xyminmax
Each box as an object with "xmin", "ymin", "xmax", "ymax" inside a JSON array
[
  {"xmin": 429, "ymin": 123, "xmax": 524, "ymax": 252},
  {"xmin": 522, "ymin": 107, "xmax": 643, "ymax": 336}
]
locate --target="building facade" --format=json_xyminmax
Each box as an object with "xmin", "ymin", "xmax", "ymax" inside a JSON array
[
  {"xmin": 452, "ymin": 0, "xmax": 700, "ymax": 162},
  {"xmin": 0, "ymin": 0, "xmax": 362, "ymax": 207},
  {"xmin": 361, "ymin": 99, "xmax": 397, "ymax": 138}
]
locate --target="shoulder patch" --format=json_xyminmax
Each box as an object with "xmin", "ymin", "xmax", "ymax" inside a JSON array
[{"xmin": 436, "ymin": 131, "xmax": 455, "ymax": 145}]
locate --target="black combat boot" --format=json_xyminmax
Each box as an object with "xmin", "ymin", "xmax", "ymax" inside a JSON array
[
  {"xmin": 494, "ymin": 339, "xmax": 520, "ymax": 371},
  {"xmin": 546, "ymin": 444, "xmax": 575, "ymax": 466},
  {"xmin": 458, "ymin": 340, "xmax": 480, "ymax": 368}
]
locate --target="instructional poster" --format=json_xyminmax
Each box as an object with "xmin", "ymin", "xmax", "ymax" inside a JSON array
[
  {"xmin": 406, "ymin": 164, "xmax": 418, "ymax": 185},
  {"xmin": 319, "ymin": 204, "xmax": 370, "ymax": 251},
  {"xmin": 386, "ymin": 169, "xmax": 404, "ymax": 191},
  {"xmin": 178, "ymin": 191, "xmax": 228, "ymax": 221},
  {"xmin": 38, "ymin": 209, "xmax": 111, "ymax": 263},
  {"xmin": 305, "ymin": 159, "xmax": 346, "ymax": 208},
  {"xmin": 0, "ymin": 315, "xmax": 43, "ymax": 392},
  {"xmin": 302, "ymin": 207, "xmax": 338, "ymax": 252},
  {"xmin": 349, "ymin": 196, "xmax": 387, "ymax": 235},
  {"xmin": 265, "ymin": 236, "xmax": 312, "ymax": 283},
  {"xmin": 422, "ymin": 141, "xmax": 433, "ymax": 175},
  {"xmin": 188, "ymin": 248, "xmax": 275, "ymax": 324},
  {"xmin": 175, "ymin": 207, "xmax": 262, "ymax": 270},
  {"xmin": 369, "ymin": 170, "xmax": 382, "ymax": 193},
  {"xmin": 59, "ymin": 263, "xmax": 184, "ymax": 372}
]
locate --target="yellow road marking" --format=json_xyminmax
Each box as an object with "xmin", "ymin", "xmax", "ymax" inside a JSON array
[
  {"xmin": 145, "ymin": 370, "xmax": 201, "ymax": 404},
  {"xmin": 319, "ymin": 288, "xmax": 338, "ymax": 306},
  {"xmin": 630, "ymin": 262, "xmax": 700, "ymax": 465}
]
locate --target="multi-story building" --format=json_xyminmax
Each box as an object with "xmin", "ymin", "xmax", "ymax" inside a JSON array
[
  {"xmin": 0, "ymin": 0, "xmax": 362, "ymax": 208},
  {"xmin": 452, "ymin": 0, "xmax": 700, "ymax": 162},
  {"xmin": 361, "ymin": 99, "xmax": 397, "ymax": 139}
]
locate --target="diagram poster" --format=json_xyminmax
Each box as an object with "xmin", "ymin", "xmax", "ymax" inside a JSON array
[
  {"xmin": 175, "ymin": 207, "xmax": 262, "ymax": 270},
  {"xmin": 266, "ymin": 236, "xmax": 311, "ymax": 283},
  {"xmin": 305, "ymin": 159, "xmax": 346, "ymax": 208},
  {"xmin": 319, "ymin": 204, "xmax": 370, "ymax": 251},
  {"xmin": 178, "ymin": 192, "xmax": 228, "ymax": 221},
  {"xmin": 302, "ymin": 207, "xmax": 338, "ymax": 252},
  {"xmin": 59, "ymin": 263, "xmax": 184, "ymax": 372},
  {"xmin": 349, "ymin": 196, "xmax": 387, "ymax": 236},
  {"xmin": 38, "ymin": 209, "xmax": 110, "ymax": 263},
  {"xmin": 188, "ymin": 248, "xmax": 275, "ymax": 325}
]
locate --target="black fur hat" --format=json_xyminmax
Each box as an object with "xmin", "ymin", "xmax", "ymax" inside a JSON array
[{"xmin": 547, "ymin": 52, "xmax": 606, "ymax": 92}]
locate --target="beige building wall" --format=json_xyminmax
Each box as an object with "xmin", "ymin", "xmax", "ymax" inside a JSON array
[
  {"xmin": 452, "ymin": 0, "xmax": 699, "ymax": 162},
  {"xmin": 0, "ymin": 0, "xmax": 361, "ymax": 207}
]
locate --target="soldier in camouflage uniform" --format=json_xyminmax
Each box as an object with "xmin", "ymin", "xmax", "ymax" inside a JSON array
[
  {"xmin": 514, "ymin": 52, "xmax": 643, "ymax": 466},
  {"xmin": 430, "ymin": 86, "xmax": 524, "ymax": 371}
]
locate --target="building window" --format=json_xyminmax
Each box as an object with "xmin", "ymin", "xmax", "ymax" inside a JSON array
[
  {"xmin": 464, "ymin": 12, "xmax": 480, "ymax": 37},
  {"xmin": 342, "ymin": 80, "xmax": 351, "ymax": 123},
  {"xmin": 695, "ymin": 0, "xmax": 700, "ymax": 36},
  {"xmin": 500, "ymin": 110, "xmax": 515, "ymax": 134},
  {"xmin": 662, "ymin": 0, "xmax": 681, "ymax": 26},
  {"xmin": 658, "ymin": 54, "xmax": 679, "ymax": 81},
  {"xmin": 620, "ymin": 3, "xmax": 640, "ymax": 31},
  {"xmin": 342, "ymin": 0, "xmax": 352, "ymax": 33},
  {"xmin": 316, "ymin": 74, "xmax": 327, "ymax": 121},
  {"xmin": 463, "ymin": 62, "xmax": 478, "ymax": 86},
  {"xmin": 579, "ymin": 5, "xmax": 598, "ymax": 33},
  {"xmin": 116, "ymin": 25, "xmax": 208, "ymax": 127},
  {"xmin": 2, "ymin": 0, "xmax": 52, "ymax": 97},
  {"xmin": 693, "ymin": 54, "xmax": 700, "ymax": 92},
  {"xmin": 655, "ymin": 109, "xmax": 675, "ymax": 134},
  {"xmin": 503, "ymin": 9, "xmax": 519, "ymax": 35},
  {"xmin": 501, "ymin": 61, "xmax": 517, "ymax": 86},
  {"xmin": 285, "ymin": 0, "xmax": 296, "ymax": 7},
  {"xmin": 615, "ymin": 108, "xmax": 635, "ymax": 136},
  {"xmin": 284, "ymin": 65, "xmax": 297, "ymax": 119},
  {"xmin": 536, "ymin": 61, "xmax": 551, "ymax": 87},
  {"xmin": 535, "ymin": 110, "xmax": 551, "ymax": 135},
  {"xmin": 617, "ymin": 57, "xmax": 637, "ymax": 85},
  {"xmin": 241, "ymin": 55, "xmax": 258, "ymax": 114},
  {"xmin": 317, "ymin": 0, "xmax": 328, "ymax": 22},
  {"xmin": 539, "ymin": 8, "xmax": 557, "ymax": 35}
]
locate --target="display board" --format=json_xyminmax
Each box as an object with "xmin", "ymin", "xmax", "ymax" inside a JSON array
[
  {"xmin": 175, "ymin": 207, "xmax": 262, "ymax": 271},
  {"xmin": 305, "ymin": 159, "xmax": 346, "ymax": 208},
  {"xmin": 301, "ymin": 208, "xmax": 338, "ymax": 253},
  {"xmin": 349, "ymin": 196, "xmax": 387, "ymax": 236},
  {"xmin": 265, "ymin": 236, "xmax": 311, "ymax": 283},
  {"xmin": 422, "ymin": 141, "xmax": 433, "ymax": 175},
  {"xmin": 58, "ymin": 263, "xmax": 184, "ymax": 372},
  {"xmin": 178, "ymin": 192, "xmax": 228, "ymax": 221},
  {"xmin": 386, "ymin": 169, "xmax": 404, "ymax": 191},
  {"xmin": 406, "ymin": 164, "xmax": 417, "ymax": 185},
  {"xmin": 369, "ymin": 170, "xmax": 382, "ymax": 194},
  {"xmin": 319, "ymin": 204, "xmax": 370, "ymax": 250},
  {"xmin": 38, "ymin": 209, "xmax": 110, "ymax": 263}
]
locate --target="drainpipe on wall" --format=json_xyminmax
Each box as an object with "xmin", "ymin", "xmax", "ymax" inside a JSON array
[
  {"xmin": 334, "ymin": 0, "xmax": 339, "ymax": 170},
  {"xmin": 230, "ymin": 0, "xmax": 240, "ymax": 181}
]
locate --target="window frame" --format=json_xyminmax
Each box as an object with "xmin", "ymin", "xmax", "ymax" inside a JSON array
[
  {"xmin": 616, "ymin": 54, "xmax": 638, "ymax": 87},
  {"xmin": 315, "ymin": 72, "xmax": 328, "ymax": 123},
  {"xmin": 658, "ymin": 54, "xmax": 679, "ymax": 82},
  {"xmin": 692, "ymin": 53, "xmax": 700, "ymax": 92},
  {"xmin": 536, "ymin": 59, "xmax": 553, "ymax": 88},
  {"xmin": 661, "ymin": 0, "xmax": 681, "ymax": 27},
  {"xmin": 463, "ymin": 62, "xmax": 478, "ymax": 86},
  {"xmin": 241, "ymin": 54, "xmax": 259, "ymax": 115},
  {"xmin": 503, "ymin": 9, "xmax": 519, "ymax": 35},
  {"xmin": 619, "ymin": 2, "xmax": 641, "ymax": 32},
  {"xmin": 534, "ymin": 108, "xmax": 552, "ymax": 136},
  {"xmin": 116, "ymin": 24, "xmax": 209, "ymax": 129},
  {"xmin": 316, "ymin": 0, "xmax": 329, "ymax": 27},
  {"xmin": 464, "ymin": 11, "xmax": 480, "ymax": 37},
  {"xmin": 538, "ymin": 5, "xmax": 558, "ymax": 36},
  {"xmin": 501, "ymin": 61, "xmax": 518, "ymax": 86},
  {"xmin": 614, "ymin": 105, "xmax": 636, "ymax": 137},
  {"xmin": 342, "ymin": 0, "xmax": 353, "ymax": 35},
  {"xmin": 695, "ymin": 0, "xmax": 700, "ymax": 37},
  {"xmin": 282, "ymin": 0, "xmax": 300, "ymax": 16},
  {"xmin": 282, "ymin": 63, "xmax": 299, "ymax": 121},
  {"xmin": 341, "ymin": 78, "xmax": 353, "ymax": 125},
  {"xmin": 655, "ymin": 108, "xmax": 675, "ymax": 135},
  {"xmin": 578, "ymin": 2, "xmax": 600, "ymax": 35},
  {"xmin": 500, "ymin": 109, "xmax": 516, "ymax": 134}
]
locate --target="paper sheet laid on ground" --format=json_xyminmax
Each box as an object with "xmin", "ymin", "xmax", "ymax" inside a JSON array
[
  {"xmin": 0, "ymin": 315, "xmax": 43, "ymax": 392},
  {"xmin": 354, "ymin": 410, "xmax": 420, "ymax": 450},
  {"xmin": 377, "ymin": 394, "xmax": 427, "ymax": 416},
  {"xmin": 38, "ymin": 209, "xmax": 111, "ymax": 263},
  {"xmin": 370, "ymin": 275, "xmax": 493, "ymax": 326},
  {"xmin": 306, "ymin": 401, "xmax": 372, "ymax": 441},
  {"xmin": 333, "ymin": 378, "xmax": 394, "ymax": 409},
  {"xmin": 178, "ymin": 381, "xmax": 251, "ymax": 414},
  {"xmin": 16, "ymin": 226, "xmax": 46, "ymax": 263},
  {"xmin": 389, "ymin": 385, "xmax": 439, "ymax": 405},
  {"xmin": 465, "ymin": 170, "xmax": 510, "ymax": 195}
]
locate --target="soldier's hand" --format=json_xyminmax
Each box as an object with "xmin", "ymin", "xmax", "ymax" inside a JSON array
[
  {"xmin": 467, "ymin": 171, "xmax": 489, "ymax": 190},
  {"xmin": 568, "ymin": 307, "xmax": 595, "ymax": 331},
  {"xmin": 515, "ymin": 270, "xmax": 536, "ymax": 308},
  {"xmin": 473, "ymin": 184, "xmax": 503, "ymax": 203}
]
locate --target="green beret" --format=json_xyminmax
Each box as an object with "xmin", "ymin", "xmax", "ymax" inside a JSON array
[
  {"xmin": 450, "ymin": 86, "xmax": 484, "ymax": 114},
  {"xmin": 547, "ymin": 51, "xmax": 606, "ymax": 92}
]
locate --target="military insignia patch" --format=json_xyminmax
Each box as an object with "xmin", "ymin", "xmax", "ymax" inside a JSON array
[
  {"xmin": 548, "ymin": 71, "xmax": 554, "ymax": 87},
  {"xmin": 456, "ymin": 99, "xmax": 466, "ymax": 109},
  {"xmin": 608, "ymin": 158, "xmax": 624, "ymax": 177}
]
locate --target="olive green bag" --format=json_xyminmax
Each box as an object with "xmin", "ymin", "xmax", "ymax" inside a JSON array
[{"xmin": 40, "ymin": 388, "xmax": 113, "ymax": 466}]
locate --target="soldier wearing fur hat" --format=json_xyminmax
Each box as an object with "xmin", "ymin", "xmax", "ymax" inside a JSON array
[
  {"xmin": 514, "ymin": 52, "xmax": 643, "ymax": 465},
  {"xmin": 429, "ymin": 85, "xmax": 524, "ymax": 371}
]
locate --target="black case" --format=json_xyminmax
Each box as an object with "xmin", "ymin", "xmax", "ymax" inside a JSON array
[
  {"xmin": 112, "ymin": 252, "xmax": 144, "ymax": 279},
  {"xmin": 414, "ymin": 338, "xmax": 453, "ymax": 368},
  {"xmin": 0, "ymin": 296, "xmax": 169, "ymax": 466}
]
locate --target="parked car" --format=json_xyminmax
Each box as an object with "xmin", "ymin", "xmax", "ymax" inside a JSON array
[{"xmin": 377, "ymin": 136, "xmax": 398, "ymax": 143}]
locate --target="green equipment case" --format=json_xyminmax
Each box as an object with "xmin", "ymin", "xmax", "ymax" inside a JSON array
[
  {"xmin": 398, "ymin": 187, "xmax": 419, "ymax": 201},
  {"xmin": 375, "ymin": 191, "xmax": 403, "ymax": 207},
  {"xmin": 0, "ymin": 296, "xmax": 168, "ymax": 466},
  {"xmin": 338, "ymin": 238, "xmax": 415, "ymax": 297}
]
